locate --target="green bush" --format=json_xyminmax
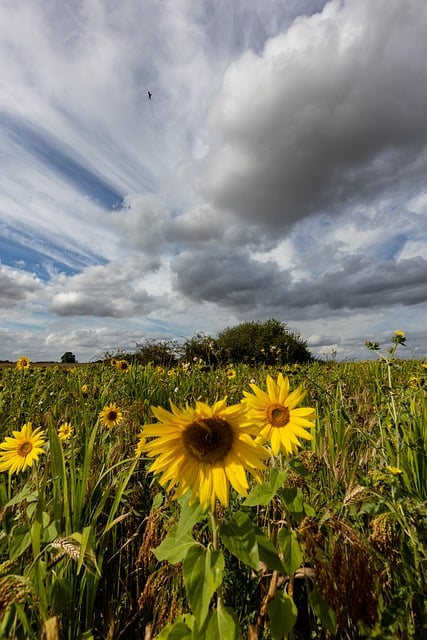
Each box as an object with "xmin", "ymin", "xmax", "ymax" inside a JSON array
[{"xmin": 216, "ymin": 318, "xmax": 312, "ymax": 365}]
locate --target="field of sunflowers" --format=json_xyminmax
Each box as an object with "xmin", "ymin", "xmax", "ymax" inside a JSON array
[{"xmin": 0, "ymin": 334, "xmax": 426, "ymax": 639}]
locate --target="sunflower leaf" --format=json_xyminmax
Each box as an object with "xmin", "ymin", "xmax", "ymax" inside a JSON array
[
  {"xmin": 205, "ymin": 606, "xmax": 240, "ymax": 640},
  {"xmin": 267, "ymin": 591, "xmax": 298, "ymax": 639},
  {"xmin": 183, "ymin": 545, "xmax": 224, "ymax": 627},
  {"xmin": 155, "ymin": 614, "xmax": 195, "ymax": 639},
  {"xmin": 277, "ymin": 527, "xmax": 302, "ymax": 576},
  {"xmin": 220, "ymin": 511, "xmax": 259, "ymax": 570},
  {"xmin": 153, "ymin": 526, "xmax": 195, "ymax": 564},
  {"xmin": 243, "ymin": 469, "xmax": 287, "ymax": 506}
]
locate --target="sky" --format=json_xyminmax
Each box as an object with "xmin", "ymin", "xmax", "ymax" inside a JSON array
[{"xmin": 1, "ymin": 0, "xmax": 427, "ymax": 362}]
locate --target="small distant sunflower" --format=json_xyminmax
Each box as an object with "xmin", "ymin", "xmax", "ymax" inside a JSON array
[
  {"xmin": 58, "ymin": 422, "xmax": 73, "ymax": 441},
  {"xmin": 0, "ymin": 422, "xmax": 46, "ymax": 474},
  {"xmin": 16, "ymin": 356, "xmax": 31, "ymax": 370},
  {"xmin": 142, "ymin": 398, "xmax": 268, "ymax": 511},
  {"xmin": 226, "ymin": 368, "xmax": 236, "ymax": 379},
  {"xmin": 99, "ymin": 403, "xmax": 123, "ymax": 428},
  {"xmin": 243, "ymin": 373, "xmax": 315, "ymax": 456}
]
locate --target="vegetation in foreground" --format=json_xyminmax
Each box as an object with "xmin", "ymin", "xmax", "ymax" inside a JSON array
[{"xmin": 0, "ymin": 332, "xmax": 426, "ymax": 639}]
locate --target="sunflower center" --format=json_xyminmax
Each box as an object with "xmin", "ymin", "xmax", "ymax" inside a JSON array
[
  {"xmin": 182, "ymin": 417, "xmax": 234, "ymax": 464},
  {"xmin": 267, "ymin": 403, "xmax": 290, "ymax": 428},
  {"xmin": 108, "ymin": 411, "xmax": 118, "ymax": 421},
  {"xmin": 18, "ymin": 441, "xmax": 33, "ymax": 457}
]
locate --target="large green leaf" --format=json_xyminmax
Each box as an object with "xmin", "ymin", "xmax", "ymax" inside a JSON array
[
  {"xmin": 153, "ymin": 525, "xmax": 196, "ymax": 564},
  {"xmin": 205, "ymin": 607, "xmax": 240, "ymax": 640},
  {"xmin": 154, "ymin": 495, "xmax": 205, "ymax": 564},
  {"xmin": 243, "ymin": 469, "xmax": 287, "ymax": 506},
  {"xmin": 267, "ymin": 591, "xmax": 297, "ymax": 639},
  {"xmin": 220, "ymin": 511, "xmax": 259, "ymax": 570},
  {"xmin": 183, "ymin": 545, "xmax": 224, "ymax": 627},
  {"xmin": 277, "ymin": 528, "xmax": 302, "ymax": 576}
]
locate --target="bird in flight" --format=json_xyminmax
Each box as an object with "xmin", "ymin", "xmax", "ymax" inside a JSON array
[{"xmin": 148, "ymin": 91, "xmax": 152, "ymax": 100}]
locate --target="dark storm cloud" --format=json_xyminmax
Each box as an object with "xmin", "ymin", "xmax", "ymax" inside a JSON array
[
  {"xmin": 173, "ymin": 250, "xmax": 427, "ymax": 317},
  {"xmin": 201, "ymin": 0, "xmax": 427, "ymax": 232}
]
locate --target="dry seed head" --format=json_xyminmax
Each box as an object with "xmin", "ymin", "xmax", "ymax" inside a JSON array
[
  {"xmin": 50, "ymin": 537, "xmax": 81, "ymax": 561},
  {"xmin": 0, "ymin": 575, "xmax": 35, "ymax": 616}
]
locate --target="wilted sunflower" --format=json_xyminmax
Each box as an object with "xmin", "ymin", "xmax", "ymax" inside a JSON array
[
  {"xmin": 142, "ymin": 398, "xmax": 268, "ymax": 511},
  {"xmin": 243, "ymin": 373, "xmax": 315, "ymax": 456},
  {"xmin": 16, "ymin": 356, "xmax": 31, "ymax": 370},
  {"xmin": 58, "ymin": 422, "xmax": 73, "ymax": 441},
  {"xmin": 0, "ymin": 422, "xmax": 46, "ymax": 474},
  {"xmin": 99, "ymin": 403, "xmax": 123, "ymax": 428}
]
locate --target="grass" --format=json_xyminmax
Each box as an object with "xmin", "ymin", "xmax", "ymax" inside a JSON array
[{"xmin": 0, "ymin": 351, "xmax": 426, "ymax": 639}]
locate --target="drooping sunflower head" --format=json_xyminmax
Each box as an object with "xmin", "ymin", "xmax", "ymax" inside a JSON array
[
  {"xmin": 99, "ymin": 403, "xmax": 123, "ymax": 428},
  {"xmin": 16, "ymin": 356, "xmax": 31, "ymax": 370},
  {"xmin": 58, "ymin": 422, "xmax": 73, "ymax": 441},
  {"xmin": 243, "ymin": 373, "xmax": 315, "ymax": 456},
  {"xmin": 0, "ymin": 422, "xmax": 46, "ymax": 475},
  {"xmin": 141, "ymin": 398, "xmax": 268, "ymax": 511}
]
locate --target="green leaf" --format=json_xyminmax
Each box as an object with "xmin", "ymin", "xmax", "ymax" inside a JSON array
[
  {"xmin": 6, "ymin": 484, "xmax": 38, "ymax": 508},
  {"xmin": 9, "ymin": 525, "xmax": 32, "ymax": 560},
  {"xmin": 176, "ymin": 494, "xmax": 205, "ymax": 538},
  {"xmin": 277, "ymin": 528, "xmax": 302, "ymax": 576},
  {"xmin": 278, "ymin": 487, "xmax": 304, "ymax": 516},
  {"xmin": 153, "ymin": 496, "xmax": 205, "ymax": 564},
  {"xmin": 205, "ymin": 607, "xmax": 240, "ymax": 640},
  {"xmin": 183, "ymin": 545, "xmax": 224, "ymax": 627},
  {"xmin": 220, "ymin": 512, "xmax": 259, "ymax": 570},
  {"xmin": 309, "ymin": 587, "xmax": 337, "ymax": 634},
  {"xmin": 254, "ymin": 528, "xmax": 284, "ymax": 572},
  {"xmin": 153, "ymin": 525, "xmax": 196, "ymax": 564},
  {"xmin": 155, "ymin": 614, "xmax": 195, "ymax": 639},
  {"xmin": 243, "ymin": 469, "xmax": 287, "ymax": 506},
  {"xmin": 267, "ymin": 591, "xmax": 297, "ymax": 639}
]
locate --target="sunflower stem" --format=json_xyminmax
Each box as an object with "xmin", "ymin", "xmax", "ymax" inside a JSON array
[{"xmin": 210, "ymin": 507, "xmax": 224, "ymax": 610}]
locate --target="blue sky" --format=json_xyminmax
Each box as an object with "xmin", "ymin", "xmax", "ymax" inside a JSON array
[{"xmin": 1, "ymin": 0, "xmax": 427, "ymax": 362}]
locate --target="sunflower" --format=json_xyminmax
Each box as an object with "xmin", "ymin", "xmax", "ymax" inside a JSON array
[
  {"xmin": 242, "ymin": 373, "xmax": 315, "ymax": 456},
  {"xmin": 0, "ymin": 422, "xmax": 46, "ymax": 474},
  {"xmin": 142, "ymin": 398, "xmax": 268, "ymax": 511},
  {"xmin": 16, "ymin": 356, "xmax": 31, "ymax": 370},
  {"xmin": 116, "ymin": 359, "xmax": 131, "ymax": 372},
  {"xmin": 58, "ymin": 422, "xmax": 73, "ymax": 441},
  {"xmin": 99, "ymin": 403, "xmax": 123, "ymax": 428}
]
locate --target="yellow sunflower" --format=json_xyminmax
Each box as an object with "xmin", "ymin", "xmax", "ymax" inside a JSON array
[
  {"xmin": 242, "ymin": 373, "xmax": 315, "ymax": 456},
  {"xmin": 116, "ymin": 359, "xmax": 131, "ymax": 372},
  {"xmin": 99, "ymin": 403, "xmax": 123, "ymax": 428},
  {"xmin": 16, "ymin": 356, "xmax": 31, "ymax": 370},
  {"xmin": 142, "ymin": 398, "xmax": 269, "ymax": 511},
  {"xmin": 0, "ymin": 422, "xmax": 46, "ymax": 474},
  {"xmin": 58, "ymin": 422, "xmax": 73, "ymax": 441}
]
